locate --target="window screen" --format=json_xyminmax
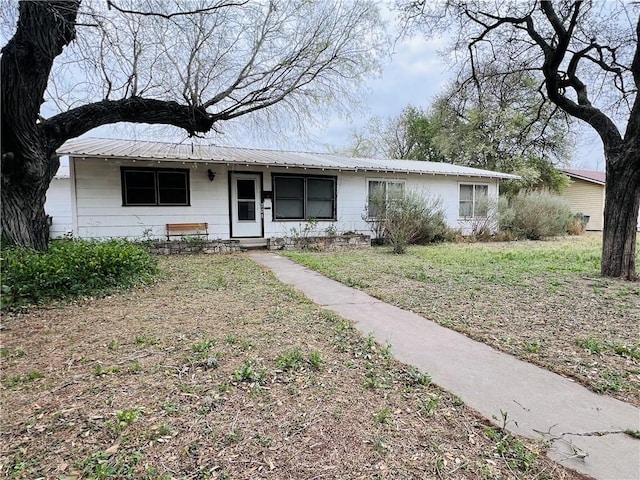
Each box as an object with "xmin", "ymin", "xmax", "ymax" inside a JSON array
[
  {"xmin": 273, "ymin": 175, "xmax": 335, "ymax": 220},
  {"xmin": 122, "ymin": 168, "xmax": 189, "ymax": 206},
  {"xmin": 459, "ymin": 183, "xmax": 488, "ymax": 218}
]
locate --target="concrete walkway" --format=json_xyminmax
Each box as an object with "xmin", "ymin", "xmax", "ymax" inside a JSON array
[{"xmin": 250, "ymin": 252, "xmax": 640, "ymax": 480}]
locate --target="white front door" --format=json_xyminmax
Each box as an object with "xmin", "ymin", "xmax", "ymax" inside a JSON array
[{"xmin": 230, "ymin": 173, "xmax": 262, "ymax": 238}]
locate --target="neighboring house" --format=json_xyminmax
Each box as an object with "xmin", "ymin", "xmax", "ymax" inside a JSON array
[
  {"xmin": 45, "ymin": 163, "xmax": 73, "ymax": 238},
  {"xmin": 560, "ymin": 169, "xmax": 606, "ymax": 231},
  {"xmin": 52, "ymin": 137, "xmax": 518, "ymax": 243}
]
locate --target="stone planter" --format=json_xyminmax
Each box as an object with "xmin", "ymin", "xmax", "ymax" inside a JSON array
[
  {"xmin": 268, "ymin": 234, "xmax": 370, "ymax": 251},
  {"xmin": 147, "ymin": 239, "xmax": 242, "ymax": 255}
]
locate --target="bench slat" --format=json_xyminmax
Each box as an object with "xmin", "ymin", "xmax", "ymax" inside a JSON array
[
  {"xmin": 166, "ymin": 223, "xmax": 208, "ymax": 231},
  {"xmin": 166, "ymin": 222, "xmax": 208, "ymax": 240}
]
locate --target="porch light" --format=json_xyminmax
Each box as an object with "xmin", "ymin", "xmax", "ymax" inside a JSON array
[{"xmin": 207, "ymin": 169, "xmax": 216, "ymax": 182}]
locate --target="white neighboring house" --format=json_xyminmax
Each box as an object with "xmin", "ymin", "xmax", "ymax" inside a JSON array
[
  {"xmin": 45, "ymin": 161, "xmax": 73, "ymax": 238},
  {"xmin": 52, "ymin": 137, "xmax": 518, "ymax": 243}
]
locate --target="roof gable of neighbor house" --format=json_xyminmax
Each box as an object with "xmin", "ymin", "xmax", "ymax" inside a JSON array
[
  {"xmin": 562, "ymin": 169, "xmax": 606, "ymax": 186},
  {"xmin": 58, "ymin": 137, "xmax": 519, "ymax": 180}
]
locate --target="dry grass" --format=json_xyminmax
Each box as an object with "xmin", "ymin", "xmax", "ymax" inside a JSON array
[
  {"xmin": 284, "ymin": 233, "xmax": 640, "ymax": 407},
  {"xmin": 0, "ymin": 255, "xmax": 587, "ymax": 479}
]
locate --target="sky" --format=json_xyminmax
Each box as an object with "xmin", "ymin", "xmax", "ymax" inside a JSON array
[
  {"xmin": 22, "ymin": 2, "xmax": 605, "ymax": 172},
  {"xmin": 87, "ymin": 21, "xmax": 606, "ymax": 172},
  {"xmin": 302, "ymin": 33, "xmax": 605, "ymax": 171}
]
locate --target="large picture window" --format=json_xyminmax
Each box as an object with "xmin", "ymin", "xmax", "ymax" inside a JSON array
[
  {"xmin": 122, "ymin": 167, "xmax": 190, "ymax": 206},
  {"xmin": 367, "ymin": 179, "xmax": 405, "ymax": 217},
  {"xmin": 273, "ymin": 175, "xmax": 336, "ymax": 220},
  {"xmin": 459, "ymin": 183, "xmax": 488, "ymax": 218}
]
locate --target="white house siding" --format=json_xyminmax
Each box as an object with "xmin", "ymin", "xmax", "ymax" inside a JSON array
[
  {"xmin": 561, "ymin": 179, "xmax": 605, "ymax": 231},
  {"xmin": 71, "ymin": 157, "xmax": 500, "ymax": 240},
  {"xmin": 73, "ymin": 157, "xmax": 231, "ymax": 240},
  {"xmin": 45, "ymin": 177, "xmax": 73, "ymax": 238},
  {"xmin": 316, "ymin": 171, "xmax": 499, "ymax": 237}
]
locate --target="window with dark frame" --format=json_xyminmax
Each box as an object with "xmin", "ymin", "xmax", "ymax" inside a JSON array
[
  {"xmin": 122, "ymin": 167, "xmax": 190, "ymax": 206},
  {"xmin": 273, "ymin": 175, "xmax": 336, "ymax": 220}
]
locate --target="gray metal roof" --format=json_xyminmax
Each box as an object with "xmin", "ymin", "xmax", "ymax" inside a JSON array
[{"xmin": 58, "ymin": 137, "xmax": 519, "ymax": 179}]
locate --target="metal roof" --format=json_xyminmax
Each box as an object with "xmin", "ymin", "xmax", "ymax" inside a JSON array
[
  {"xmin": 562, "ymin": 169, "xmax": 606, "ymax": 185},
  {"xmin": 58, "ymin": 137, "xmax": 519, "ymax": 180}
]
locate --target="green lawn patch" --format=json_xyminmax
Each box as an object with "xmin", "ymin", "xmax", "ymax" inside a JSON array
[{"xmin": 283, "ymin": 234, "xmax": 640, "ymax": 406}]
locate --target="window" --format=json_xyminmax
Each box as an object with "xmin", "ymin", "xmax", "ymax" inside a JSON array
[
  {"xmin": 459, "ymin": 184, "xmax": 488, "ymax": 218},
  {"xmin": 367, "ymin": 179, "xmax": 405, "ymax": 217},
  {"xmin": 236, "ymin": 179, "xmax": 256, "ymax": 221},
  {"xmin": 122, "ymin": 167, "xmax": 189, "ymax": 206},
  {"xmin": 273, "ymin": 175, "xmax": 336, "ymax": 220}
]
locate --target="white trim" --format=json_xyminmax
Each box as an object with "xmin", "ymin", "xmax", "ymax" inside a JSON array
[
  {"xmin": 230, "ymin": 172, "xmax": 263, "ymax": 238},
  {"xmin": 457, "ymin": 181, "xmax": 490, "ymax": 220},
  {"xmin": 69, "ymin": 156, "xmax": 79, "ymax": 237},
  {"xmin": 366, "ymin": 178, "xmax": 407, "ymax": 219}
]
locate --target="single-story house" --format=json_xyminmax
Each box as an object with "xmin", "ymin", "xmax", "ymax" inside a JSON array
[
  {"xmin": 48, "ymin": 137, "xmax": 518, "ymax": 245},
  {"xmin": 560, "ymin": 169, "xmax": 606, "ymax": 231}
]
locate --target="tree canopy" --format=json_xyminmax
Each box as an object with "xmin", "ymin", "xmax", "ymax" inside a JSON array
[
  {"xmin": 339, "ymin": 72, "xmax": 573, "ymax": 194},
  {"xmin": 337, "ymin": 105, "xmax": 444, "ymax": 161},
  {"xmin": 428, "ymin": 71, "xmax": 573, "ymax": 194}
]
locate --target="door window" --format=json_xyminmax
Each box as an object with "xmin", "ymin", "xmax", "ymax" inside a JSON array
[{"xmin": 236, "ymin": 179, "xmax": 256, "ymax": 221}]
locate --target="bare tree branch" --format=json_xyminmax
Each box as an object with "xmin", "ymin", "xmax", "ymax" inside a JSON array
[
  {"xmin": 41, "ymin": 97, "xmax": 215, "ymax": 148},
  {"xmin": 106, "ymin": 0, "xmax": 249, "ymax": 20}
]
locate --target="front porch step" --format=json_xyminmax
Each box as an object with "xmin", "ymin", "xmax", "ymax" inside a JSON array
[{"xmin": 237, "ymin": 238, "xmax": 269, "ymax": 251}]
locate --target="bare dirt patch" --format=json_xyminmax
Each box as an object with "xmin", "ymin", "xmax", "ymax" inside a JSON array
[
  {"xmin": 284, "ymin": 235, "xmax": 640, "ymax": 407},
  {"xmin": 1, "ymin": 255, "xmax": 587, "ymax": 479}
]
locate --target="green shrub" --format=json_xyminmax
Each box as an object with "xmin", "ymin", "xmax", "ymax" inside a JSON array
[
  {"xmin": 365, "ymin": 189, "xmax": 447, "ymax": 254},
  {"xmin": 1, "ymin": 239, "xmax": 157, "ymax": 308},
  {"xmin": 502, "ymin": 192, "xmax": 572, "ymax": 240}
]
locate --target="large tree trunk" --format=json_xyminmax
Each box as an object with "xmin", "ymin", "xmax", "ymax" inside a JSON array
[
  {"xmin": 1, "ymin": 1, "xmax": 78, "ymax": 251},
  {"xmin": 1, "ymin": 176, "xmax": 51, "ymax": 251},
  {"xmin": 1, "ymin": 146, "xmax": 59, "ymax": 250},
  {"xmin": 601, "ymin": 151, "xmax": 640, "ymax": 280},
  {"xmin": 1, "ymin": 2, "xmax": 216, "ymax": 251}
]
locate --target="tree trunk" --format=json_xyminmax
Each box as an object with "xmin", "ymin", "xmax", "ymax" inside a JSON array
[
  {"xmin": 1, "ymin": 144, "xmax": 58, "ymax": 250},
  {"xmin": 601, "ymin": 151, "xmax": 640, "ymax": 280}
]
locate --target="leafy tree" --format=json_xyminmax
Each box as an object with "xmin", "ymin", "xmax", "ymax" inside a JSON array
[
  {"xmin": 1, "ymin": 0, "xmax": 384, "ymax": 250},
  {"xmin": 338, "ymin": 105, "xmax": 444, "ymax": 161},
  {"xmin": 426, "ymin": 70, "xmax": 573, "ymax": 194},
  {"xmin": 340, "ymin": 75, "xmax": 571, "ymax": 194},
  {"xmin": 400, "ymin": 1, "xmax": 639, "ymax": 279}
]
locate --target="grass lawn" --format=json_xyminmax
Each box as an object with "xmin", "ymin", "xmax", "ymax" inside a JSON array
[
  {"xmin": 0, "ymin": 255, "xmax": 587, "ymax": 479},
  {"xmin": 284, "ymin": 233, "xmax": 640, "ymax": 407}
]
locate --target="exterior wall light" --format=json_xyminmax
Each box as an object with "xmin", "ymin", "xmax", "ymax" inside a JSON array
[{"xmin": 207, "ymin": 169, "xmax": 216, "ymax": 182}]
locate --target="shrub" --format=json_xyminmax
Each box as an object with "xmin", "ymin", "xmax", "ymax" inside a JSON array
[
  {"xmin": 1, "ymin": 239, "xmax": 157, "ymax": 308},
  {"xmin": 502, "ymin": 192, "xmax": 572, "ymax": 240},
  {"xmin": 460, "ymin": 197, "xmax": 508, "ymax": 241},
  {"xmin": 364, "ymin": 189, "xmax": 447, "ymax": 254},
  {"xmin": 567, "ymin": 213, "xmax": 586, "ymax": 235}
]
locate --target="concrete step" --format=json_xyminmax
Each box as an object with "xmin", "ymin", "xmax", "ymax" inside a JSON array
[{"xmin": 237, "ymin": 238, "xmax": 269, "ymax": 250}]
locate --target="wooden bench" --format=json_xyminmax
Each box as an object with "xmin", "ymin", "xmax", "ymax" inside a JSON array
[{"xmin": 166, "ymin": 222, "xmax": 209, "ymax": 240}]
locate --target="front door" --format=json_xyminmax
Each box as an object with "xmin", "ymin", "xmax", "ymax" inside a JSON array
[{"xmin": 230, "ymin": 173, "xmax": 263, "ymax": 238}]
